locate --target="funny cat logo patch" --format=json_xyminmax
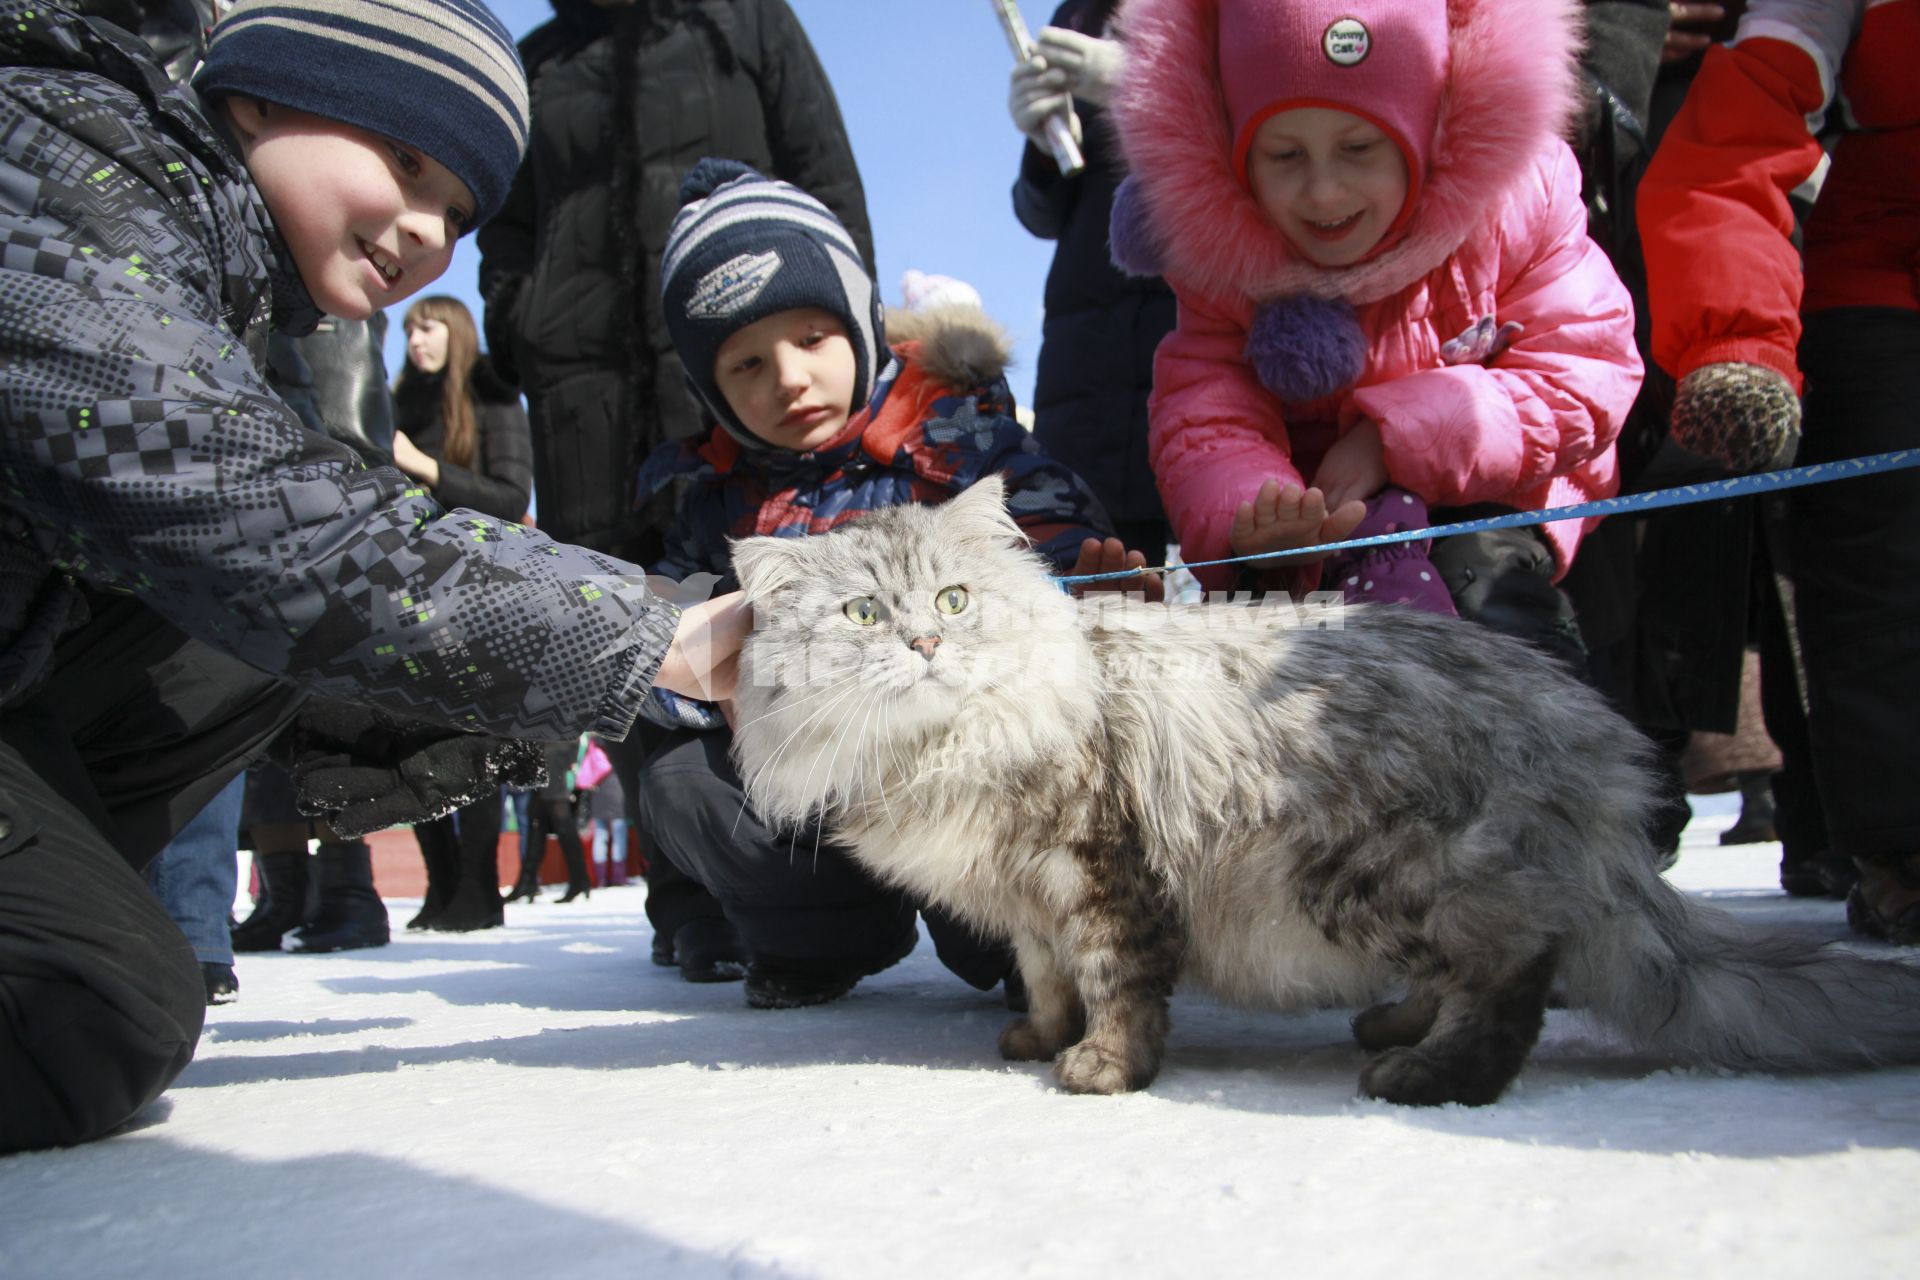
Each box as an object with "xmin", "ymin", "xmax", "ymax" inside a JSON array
[
  {"xmin": 687, "ymin": 250, "xmax": 784, "ymax": 319},
  {"xmin": 1322, "ymin": 17, "xmax": 1370, "ymax": 66}
]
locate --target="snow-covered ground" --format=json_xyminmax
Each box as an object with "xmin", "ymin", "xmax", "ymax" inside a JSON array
[{"xmin": 2, "ymin": 794, "xmax": 1916, "ymax": 1279}]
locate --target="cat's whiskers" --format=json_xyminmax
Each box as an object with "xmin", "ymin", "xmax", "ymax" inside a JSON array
[
  {"xmin": 807, "ymin": 679, "xmax": 886, "ymax": 870},
  {"xmin": 734, "ymin": 670, "xmax": 867, "ymax": 837},
  {"xmin": 788, "ymin": 665, "xmax": 886, "ymax": 847},
  {"xmin": 729, "ymin": 660, "xmax": 866, "ymax": 735}
]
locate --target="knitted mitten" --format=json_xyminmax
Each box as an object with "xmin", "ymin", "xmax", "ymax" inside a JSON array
[{"xmin": 1669, "ymin": 362, "xmax": 1801, "ymax": 474}]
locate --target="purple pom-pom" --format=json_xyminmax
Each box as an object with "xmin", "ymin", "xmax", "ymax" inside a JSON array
[
  {"xmin": 1107, "ymin": 175, "xmax": 1167, "ymax": 278},
  {"xmin": 1244, "ymin": 294, "xmax": 1366, "ymax": 403}
]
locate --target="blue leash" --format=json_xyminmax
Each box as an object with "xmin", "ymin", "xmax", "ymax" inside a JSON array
[{"xmin": 1056, "ymin": 449, "xmax": 1920, "ymax": 589}]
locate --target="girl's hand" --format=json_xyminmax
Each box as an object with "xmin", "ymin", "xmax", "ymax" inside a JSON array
[
  {"xmin": 1315, "ymin": 420, "xmax": 1388, "ymax": 513},
  {"xmin": 389, "ymin": 430, "xmax": 440, "ymax": 487},
  {"xmin": 1229, "ymin": 479, "xmax": 1367, "ymax": 564},
  {"xmin": 654, "ymin": 592, "xmax": 751, "ymax": 704},
  {"xmin": 1068, "ymin": 537, "xmax": 1166, "ymax": 601}
]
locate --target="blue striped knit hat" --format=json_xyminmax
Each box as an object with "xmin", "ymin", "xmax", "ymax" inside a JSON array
[
  {"xmin": 195, "ymin": 0, "xmax": 529, "ymax": 227},
  {"xmin": 661, "ymin": 158, "xmax": 884, "ymax": 446}
]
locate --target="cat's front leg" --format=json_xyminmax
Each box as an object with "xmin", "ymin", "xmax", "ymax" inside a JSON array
[
  {"xmin": 1050, "ymin": 884, "xmax": 1183, "ymax": 1095},
  {"xmin": 998, "ymin": 935, "xmax": 1084, "ymax": 1062}
]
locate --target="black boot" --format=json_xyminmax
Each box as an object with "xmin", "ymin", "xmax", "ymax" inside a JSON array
[
  {"xmin": 745, "ymin": 926, "xmax": 917, "ymax": 1010},
  {"xmin": 407, "ymin": 818, "xmax": 460, "ymax": 929},
  {"xmin": 1720, "ymin": 770, "xmax": 1780, "ymax": 846},
  {"xmin": 502, "ymin": 810, "xmax": 544, "ymax": 904},
  {"xmin": 288, "ymin": 840, "xmax": 391, "ymax": 953},
  {"xmin": 540, "ymin": 797, "xmax": 593, "ymax": 904},
  {"xmin": 662, "ymin": 917, "xmax": 747, "ymax": 982},
  {"xmin": 230, "ymin": 849, "xmax": 309, "ymax": 953},
  {"xmin": 501, "ymin": 846, "xmax": 543, "ymax": 904},
  {"xmin": 429, "ymin": 803, "xmax": 506, "ymax": 932}
]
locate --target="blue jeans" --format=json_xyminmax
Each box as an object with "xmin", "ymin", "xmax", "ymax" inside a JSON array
[{"xmin": 143, "ymin": 773, "xmax": 245, "ymax": 966}]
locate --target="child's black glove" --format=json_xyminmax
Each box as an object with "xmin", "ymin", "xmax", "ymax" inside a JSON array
[{"xmin": 273, "ymin": 699, "xmax": 548, "ymax": 838}]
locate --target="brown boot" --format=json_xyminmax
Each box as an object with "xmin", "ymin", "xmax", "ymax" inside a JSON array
[{"xmin": 1845, "ymin": 856, "xmax": 1920, "ymax": 945}]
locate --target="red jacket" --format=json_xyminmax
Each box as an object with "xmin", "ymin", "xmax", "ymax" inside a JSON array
[{"xmin": 1638, "ymin": 0, "xmax": 1920, "ymax": 389}]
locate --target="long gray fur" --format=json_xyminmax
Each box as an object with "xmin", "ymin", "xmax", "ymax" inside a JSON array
[{"xmin": 727, "ymin": 477, "xmax": 1920, "ymax": 1104}]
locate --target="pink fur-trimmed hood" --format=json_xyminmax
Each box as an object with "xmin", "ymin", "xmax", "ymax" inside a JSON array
[{"xmin": 1111, "ymin": 0, "xmax": 1586, "ymax": 305}]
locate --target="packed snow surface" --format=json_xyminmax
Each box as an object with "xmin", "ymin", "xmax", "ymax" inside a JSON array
[{"xmin": 2, "ymin": 795, "xmax": 1916, "ymax": 1279}]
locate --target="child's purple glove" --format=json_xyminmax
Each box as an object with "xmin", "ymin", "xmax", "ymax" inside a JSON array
[{"xmin": 1440, "ymin": 316, "xmax": 1524, "ymax": 366}]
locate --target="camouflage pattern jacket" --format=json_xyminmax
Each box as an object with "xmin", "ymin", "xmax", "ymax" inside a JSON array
[{"xmin": 0, "ymin": 2, "xmax": 678, "ymax": 740}]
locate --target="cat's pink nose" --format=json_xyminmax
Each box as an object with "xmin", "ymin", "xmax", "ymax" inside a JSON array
[{"xmin": 910, "ymin": 634, "xmax": 941, "ymax": 659}]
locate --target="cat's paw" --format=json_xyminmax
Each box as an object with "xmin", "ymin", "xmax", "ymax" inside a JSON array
[
  {"xmin": 1053, "ymin": 1041, "xmax": 1143, "ymax": 1095},
  {"xmin": 1358, "ymin": 1047, "xmax": 1506, "ymax": 1108},
  {"xmin": 998, "ymin": 1017, "xmax": 1062, "ymax": 1062}
]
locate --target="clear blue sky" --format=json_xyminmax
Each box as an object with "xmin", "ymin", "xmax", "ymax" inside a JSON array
[{"xmin": 381, "ymin": 0, "xmax": 1064, "ymax": 413}]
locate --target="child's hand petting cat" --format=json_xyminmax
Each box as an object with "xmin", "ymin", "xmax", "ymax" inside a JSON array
[
  {"xmin": 1314, "ymin": 420, "xmax": 1389, "ymax": 514},
  {"xmin": 1068, "ymin": 537, "xmax": 1166, "ymax": 601},
  {"xmin": 655, "ymin": 591, "xmax": 751, "ymax": 704},
  {"xmin": 1229, "ymin": 479, "xmax": 1367, "ymax": 564}
]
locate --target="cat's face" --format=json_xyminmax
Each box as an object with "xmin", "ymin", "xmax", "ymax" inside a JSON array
[{"xmin": 731, "ymin": 477, "xmax": 1079, "ymax": 739}]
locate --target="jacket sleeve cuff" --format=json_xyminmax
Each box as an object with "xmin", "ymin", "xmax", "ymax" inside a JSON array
[
  {"xmin": 1674, "ymin": 341, "xmax": 1804, "ymax": 395},
  {"xmin": 587, "ymin": 601, "xmax": 683, "ymax": 741}
]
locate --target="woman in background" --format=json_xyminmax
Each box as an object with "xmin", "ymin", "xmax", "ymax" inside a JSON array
[{"xmin": 392, "ymin": 296, "xmax": 535, "ymax": 932}]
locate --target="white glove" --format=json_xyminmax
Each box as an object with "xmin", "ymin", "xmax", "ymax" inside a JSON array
[
  {"xmin": 1034, "ymin": 26, "xmax": 1126, "ymax": 106},
  {"xmin": 1008, "ymin": 57, "xmax": 1082, "ymax": 148}
]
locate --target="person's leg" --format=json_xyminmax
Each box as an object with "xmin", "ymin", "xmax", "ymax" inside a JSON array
[
  {"xmin": 502, "ymin": 796, "xmax": 543, "ymax": 902},
  {"xmin": 0, "ymin": 704, "xmax": 205, "ymax": 1153},
  {"xmin": 288, "ymin": 838, "xmax": 390, "ymax": 953},
  {"xmin": 41, "ymin": 589, "xmax": 303, "ymax": 869},
  {"xmin": 633, "ymin": 729, "xmax": 915, "ymax": 1006},
  {"xmin": 144, "ymin": 773, "xmax": 244, "ymax": 965},
  {"xmin": 407, "ymin": 816, "xmax": 460, "ymax": 928},
  {"xmin": 1789, "ymin": 308, "xmax": 1920, "ymax": 938},
  {"xmin": 546, "ymin": 797, "xmax": 593, "ymax": 902},
  {"xmin": 429, "ymin": 791, "xmax": 505, "ymax": 932},
  {"xmin": 0, "ymin": 595, "xmax": 295, "ymax": 1149},
  {"xmin": 144, "ymin": 773, "xmax": 245, "ymax": 1003},
  {"xmin": 607, "ymin": 728, "xmax": 738, "ymax": 970}
]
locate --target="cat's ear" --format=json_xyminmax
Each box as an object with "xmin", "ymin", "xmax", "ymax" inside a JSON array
[
  {"xmin": 941, "ymin": 473, "xmax": 1024, "ymax": 547},
  {"xmin": 729, "ymin": 535, "xmax": 806, "ymax": 601}
]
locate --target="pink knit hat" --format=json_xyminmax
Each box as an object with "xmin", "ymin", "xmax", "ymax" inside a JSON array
[{"xmin": 1220, "ymin": 0, "xmax": 1450, "ymax": 226}]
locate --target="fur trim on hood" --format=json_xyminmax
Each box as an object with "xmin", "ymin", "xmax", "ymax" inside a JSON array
[
  {"xmin": 883, "ymin": 304, "xmax": 1014, "ymax": 393},
  {"xmin": 1111, "ymin": 0, "xmax": 1584, "ymax": 305}
]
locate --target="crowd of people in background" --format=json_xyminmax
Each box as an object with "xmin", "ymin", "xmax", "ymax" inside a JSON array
[{"xmin": 1, "ymin": 0, "xmax": 1913, "ymax": 1155}]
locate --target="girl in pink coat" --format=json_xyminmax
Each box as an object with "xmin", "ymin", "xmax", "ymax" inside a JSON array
[{"xmin": 1108, "ymin": 0, "xmax": 1640, "ymax": 650}]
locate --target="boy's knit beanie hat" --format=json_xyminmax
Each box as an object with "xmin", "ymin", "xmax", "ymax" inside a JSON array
[
  {"xmin": 1219, "ymin": 0, "xmax": 1449, "ymax": 230},
  {"xmin": 194, "ymin": 0, "xmax": 529, "ymax": 227},
  {"xmin": 661, "ymin": 158, "xmax": 885, "ymax": 446}
]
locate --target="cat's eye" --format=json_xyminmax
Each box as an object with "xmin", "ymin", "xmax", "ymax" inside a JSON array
[
  {"xmin": 844, "ymin": 596, "xmax": 880, "ymax": 626},
  {"xmin": 935, "ymin": 586, "xmax": 969, "ymax": 615}
]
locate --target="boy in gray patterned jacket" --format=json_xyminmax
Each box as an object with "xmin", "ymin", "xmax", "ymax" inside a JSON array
[{"xmin": 0, "ymin": 0, "xmax": 742, "ymax": 1153}]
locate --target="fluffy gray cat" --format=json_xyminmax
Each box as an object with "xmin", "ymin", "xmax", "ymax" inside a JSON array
[{"xmin": 727, "ymin": 476, "xmax": 1920, "ymax": 1105}]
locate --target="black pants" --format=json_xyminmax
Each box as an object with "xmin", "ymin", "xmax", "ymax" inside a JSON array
[
  {"xmin": 0, "ymin": 594, "xmax": 302, "ymax": 1152},
  {"xmin": 1777, "ymin": 307, "xmax": 1920, "ymax": 862},
  {"xmin": 603, "ymin": 725, "xmax": 728, "ymax": 940},
  {"xmin": 632, "ymin": 729, "xmax": 1011, "ymax": 988}
]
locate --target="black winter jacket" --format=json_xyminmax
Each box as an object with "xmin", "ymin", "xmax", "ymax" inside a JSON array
[
  {"xmin": 1012, "ymin": 0, "xmax": 1172, "ymax": 537},
  {"xmin": 394, "ymin": 358, "xmax": 535, "ymax": 523},
  {"xmin": 477, "ymin": 0, "xmax": 873, "ymax": 564},
  {"xmin": 0, "ymin": 2, "xmax": 679, "ymax": 738}
]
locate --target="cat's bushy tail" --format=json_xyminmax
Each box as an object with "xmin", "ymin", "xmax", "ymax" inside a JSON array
[{"xmin": 1562, "ymin": 867, "xmax": 1920, "ymax": 1071}]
